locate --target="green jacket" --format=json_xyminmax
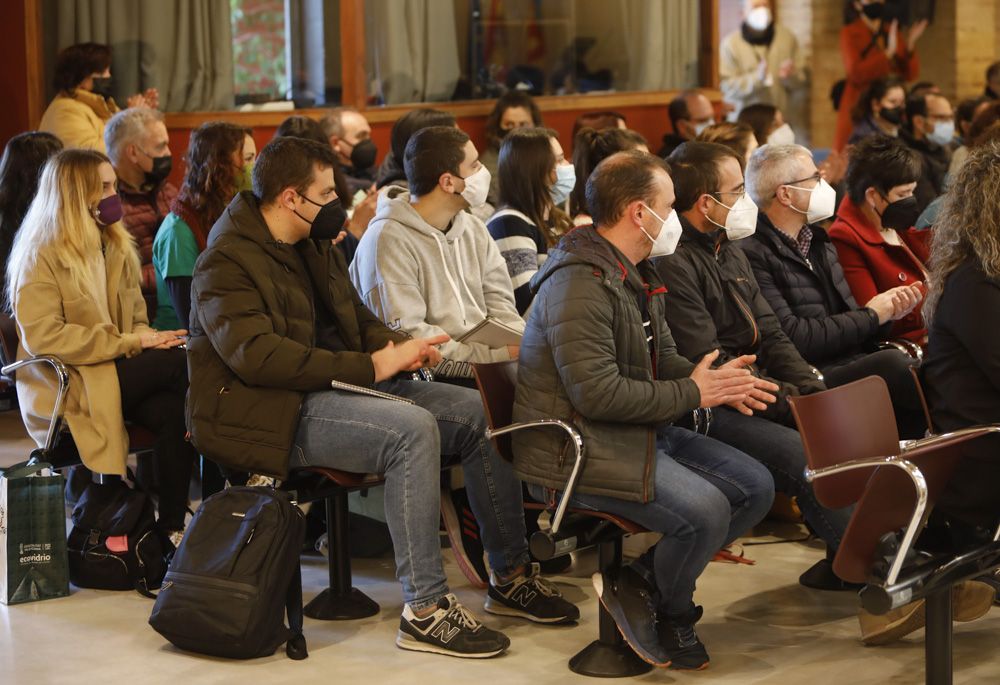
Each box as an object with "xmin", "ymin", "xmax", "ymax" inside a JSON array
[
  {"xmin": 187, "ymin": 192, "xmax": 406, "ymax": 477},
  {"xmin": 512, "ymin": 226, "xmax": 701, "ymax": 504}
]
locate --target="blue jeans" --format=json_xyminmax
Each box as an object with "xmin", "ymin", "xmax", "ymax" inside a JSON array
[
  {"xmin": 290, "ymin": 379, "xmax": 529, "ymax": 611},
  {"xmin": 531, "ymin": 425, "xmax": 774, "ymax": 617},
  {"xmin": 707, "ymin": 406, "xmax": 851, "ymax": 551}
]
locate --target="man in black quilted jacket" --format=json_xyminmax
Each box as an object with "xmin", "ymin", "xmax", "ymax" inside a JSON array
[{"xmin": 740, "ymin": 143, "xmax": 925, "ymax": 438}]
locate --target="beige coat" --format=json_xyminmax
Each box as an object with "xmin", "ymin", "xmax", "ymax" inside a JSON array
[
  {"xmin": 38, "ymin": 90, "xmax": 120, "ymax": 153},
  {"xmin": 13, "ymin": 236, "xmax": 151, "ymax": 474},
  {"xmin": 719, "ymin": 24, "xmax": 809, "ymax": 144}
]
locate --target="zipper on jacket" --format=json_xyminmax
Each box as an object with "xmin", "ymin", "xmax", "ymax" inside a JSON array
[{"xmin": 728, "ymin": 283, "xmax": 759, "ymax": 348}]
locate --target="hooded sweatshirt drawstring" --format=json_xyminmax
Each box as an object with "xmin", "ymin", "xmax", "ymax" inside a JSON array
[
  {"xmin": 433, "ymin": 232, "xmax": 468, "ymax": 325},
  {"xmin": 453, "ymin": 234, "xmax": 486, "ymax": 321}
]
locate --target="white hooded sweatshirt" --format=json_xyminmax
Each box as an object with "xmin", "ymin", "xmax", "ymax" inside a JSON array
[{"xmin": 350, "ymin": 187, "xmax": 525, "ymax": 378}]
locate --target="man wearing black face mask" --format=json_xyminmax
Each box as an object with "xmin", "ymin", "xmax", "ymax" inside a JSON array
[
  {"xmin": 105, "ymin": 107, "xmax": 177, "ymax": 320},
  {"xmin": 829, "ymin": 136, "xmax": 931, "ymax": 346},
  {"xmin": 321, "ymin": 107, "xmax": 378, "ymax": 196}
]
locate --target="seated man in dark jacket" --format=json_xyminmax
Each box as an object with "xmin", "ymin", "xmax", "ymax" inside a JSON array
[
  {"xmin": 900, "ymin": 92, "xmax": 953, "ymax": 214},
  {"xmin": 657, "ymin": 141, "xmax": 852, "ymax": 591},
  {"xmin": 514, "ymin": 150, "xmax": 775, "ymax": 669},
  {"xmin": 187, "ymin": 137, "xmax": 577, "ymax": 660},
  {"xmin": 741, "ymin": 143, "xmax": 926, "ymax": 438}
]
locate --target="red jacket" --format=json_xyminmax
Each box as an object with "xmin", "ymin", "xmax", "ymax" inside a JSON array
[
  {"xmin": 118, "ymin": 180, "xmax": 178, "ymax": 321},
  {"xmin": 834, "ymin": 19, "xmax": 919, "ymax": 151},
  {"xmin": 828, "ymin": 196, "xmax": 930, "ymax": 344}
]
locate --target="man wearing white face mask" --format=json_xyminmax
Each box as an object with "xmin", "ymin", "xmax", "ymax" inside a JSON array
[
  {"xmin": 513, "ymin": 150, "xmax": 776, "ymax": 669},
  {"xmin": 658, "ymin": 141, "xmax": 856, "ymax": 593},
  {"xmin": 719, "ymin": 0, "xmax": 808, "ymax": 145},
  {"xmin": 741, "ymin": 144, "xmax": 927, "ymax": 439},
  {"xmin": 900, "ymin": 92, "xmax": 953, "ymax": 214},
  {"xmin": 352, "ymin": 125, "xmax": 525, "ymax": 383}
]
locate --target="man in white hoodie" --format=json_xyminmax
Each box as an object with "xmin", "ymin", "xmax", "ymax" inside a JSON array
[{"xmin": 351, "ymin": 125, "xmax": 525, "ymax": 382}]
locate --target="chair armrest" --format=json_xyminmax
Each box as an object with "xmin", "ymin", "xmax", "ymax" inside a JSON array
[
  {"xmin": 691, "ymin": 407, "xmax": 713, "ymax": 435},
  {"xmin": 2, "ymin": 354, "xmax": 70, "ymax": 452},
  {"xmin": 877, "ymin": 339, "xmax": 923, "ymax": 363},
  {"xmin": 486, "ymin": 419, "xmax": 583, "ymax": 535}
]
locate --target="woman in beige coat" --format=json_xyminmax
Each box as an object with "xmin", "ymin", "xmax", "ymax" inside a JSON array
[
  {"xmin": 39, "ymin": 42, "xmax": 157, "ymax": 153},
  {"xmin": 6, "ymin": 149, "xmax": 192, "ymax": 538}
]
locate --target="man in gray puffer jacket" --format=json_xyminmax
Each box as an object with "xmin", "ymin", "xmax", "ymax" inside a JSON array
[{"xmin": 513, "ymin": 151, "xmax": 776, "ymax": 670}]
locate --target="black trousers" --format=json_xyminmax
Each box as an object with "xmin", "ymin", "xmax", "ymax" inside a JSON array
[
  {"xmin": 821, "ymin": 348, "xmax": 925, "ymax": 440},
  {"xmin": 116, "ymin": 348, "xmax": 195, "ymax": 531}
]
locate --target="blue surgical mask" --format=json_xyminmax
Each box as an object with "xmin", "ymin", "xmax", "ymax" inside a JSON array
[
  {"xmin": 927, "ymin": 120, "xmax": 955, "ymax": 147},
  {"xmin": 550, "ymin": 163, "xmax": 576, "ymax": 205}
]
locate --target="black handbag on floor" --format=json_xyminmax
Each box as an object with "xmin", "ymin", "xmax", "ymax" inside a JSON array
[
  {"xmin": 66, "ymin": 480, "xmax": 171, "ymax": 597},
  {"xmin": 148, "ymin": 486, "xmax": 308, "ymax": 660}
]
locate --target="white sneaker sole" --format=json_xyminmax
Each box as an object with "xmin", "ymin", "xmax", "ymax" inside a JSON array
[
  {"xmin": 483, "ymin": 595, "xmax": 576, "ymax": 624},
  {"xmin": 395, "ymin": 630, "xmax": 507, "ymax": 658}
]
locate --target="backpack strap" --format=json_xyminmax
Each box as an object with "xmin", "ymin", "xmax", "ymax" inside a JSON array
[{"xmin": 285, "ymin": 560, "xmax": 308, "ymax": 660}]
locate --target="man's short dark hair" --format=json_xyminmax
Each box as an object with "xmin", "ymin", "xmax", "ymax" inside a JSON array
[
  {"xmin": 404, "ymin": 126, "xmax": 470, "ymax": 197},
  {"xmin": 252, "ymin": 136, "xmax": 338, "ymax": 206},
  {"xmin": 905, "ymin": 93, "xmax": 929, "ymax": 132},
  {"xmin": 986, "ymin": 61, "xmax": 1000, "ymax": 83},
  {"xmin": 668, "ymin": 93, "xmax": 691, "ymax": 130},
  {"xmin": 667, "ymin": 141, "xmax": 742, "ymax": 213},
  {"xmin": 845, "ymin": 135, "xmax": 923, "ymax": 204},
  {"xmin": 585, "ymin": 150, "xmax": 670, "ymax": 228}
]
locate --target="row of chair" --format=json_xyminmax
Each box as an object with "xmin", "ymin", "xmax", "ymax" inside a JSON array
[{"xmin": 3, "ymin": 309, "xmax": 999, "ymax": 683}]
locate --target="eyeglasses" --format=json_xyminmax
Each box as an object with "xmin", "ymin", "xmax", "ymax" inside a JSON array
[
  {"xmin": 784, "ymin": 172, "xmax": 821, "ymax": 187},
  {"xmin": 712, "ymin": 189, "xmax": 747, "ymax": 202}
]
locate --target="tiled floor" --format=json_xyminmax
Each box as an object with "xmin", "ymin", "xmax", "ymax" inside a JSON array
[{"xmin": 1, "ymin": 408, "xmax": 998, "ymax": 685}]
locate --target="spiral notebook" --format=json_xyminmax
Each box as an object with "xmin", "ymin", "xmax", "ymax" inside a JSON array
[{"xmin": 456, "ymin": 317, "xmax": 523, "ymax": 347}]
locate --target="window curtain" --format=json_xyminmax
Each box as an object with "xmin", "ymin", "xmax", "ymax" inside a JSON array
[
  {"xmin": 365, "ymin": 0, "xmax": 462, "ymax": 105},
  {"xmin": 617, "ymin": 0, "xmax": 700, "ymax": 91},
  {"xmin": 52, "ymin": 0, "xmax": 234, "ymax": 112}
]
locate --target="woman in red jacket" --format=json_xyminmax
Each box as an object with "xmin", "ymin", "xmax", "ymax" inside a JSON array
[
  {"xmin": 834, "ymin": 1, "xmax": 927, "ymax": 151},
  {"xmin": 829, "ymin": 136, "xmax": 929, "ymax": 345}
]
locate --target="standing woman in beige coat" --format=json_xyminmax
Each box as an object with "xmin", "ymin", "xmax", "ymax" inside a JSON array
[
  {"xmin": 6, "ymin": 149, "xmax": 193, "ymax": 539},
  {"xmin": 39, "ymin": 43, "xmax": 158, "ymax": 153}
]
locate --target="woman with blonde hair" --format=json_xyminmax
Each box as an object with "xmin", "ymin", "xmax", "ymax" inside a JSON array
[
  {"xmin": 6, "ymin": 149, "xmax": 194, "ymax": 540},
  {"xmin": 921, "ymin": 140, "xmax": 1000, "ymax": 528}
]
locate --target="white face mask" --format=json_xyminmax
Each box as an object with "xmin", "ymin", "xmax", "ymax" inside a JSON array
[
  {"xmin": 694, "ymin": 119, "xmax": 716, "ymax": 137},
  {"xmin": 746, "ymin": 6, "xmax": 772, "ymax": 31},
  {"xmin": 927, "ymin": 120, "xmax": 955, "ymax": 147},
  {"xmin": 784, "ymin": 177, "xmax": 836, "ymax": 224},
  {"xmin": 550, "ymin": 163, "xmax": 576, "ymax": 205},
  {"xmin": 766, "ymin": 123, "xmax": 796, "ymax": 147},
  {"xmin": 639, "ymin": 203, "xmax": 683, "ymax": 258},
  {"xmin": 457, "ymin": 165, "xmax": 491, "ymax": 208},
  {"xmin": 707, "ymin": 193, "xmax": 759, "ymax": 240}
]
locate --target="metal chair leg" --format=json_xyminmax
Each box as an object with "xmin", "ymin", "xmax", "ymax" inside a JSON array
[{"xmin": 925, "ymin": 588, "xmax": 953, "ymax": 685}]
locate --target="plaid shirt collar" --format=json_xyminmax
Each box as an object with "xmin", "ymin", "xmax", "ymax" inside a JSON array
[{"xmin": 774, "ymin": 224, "xmax": 814, "ymax": 262}]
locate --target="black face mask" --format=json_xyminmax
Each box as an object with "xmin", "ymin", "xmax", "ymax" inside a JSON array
[
  {"xmin": 878, "ymin": 195, "xmax": 920, "ymax": 231},
  {"xmin": 90, "ymin": 76, "xmax": 114, "ymax": 98},
  {"xmin": 295, "ymin": 195, "xmax": 346, "ymax": 240},
  {"xmin": 143, "ymin": 154, "xmax": 173, "ymax": 187},
  {"xmin": 879, "ymin": 106, "xmax": 904, "ymax": 126},
  {"xmin": 861, "ymin": 2, "xmax": 885, "ymax": 20},
  {"xmin": 349, "ymin": 139, "xmax": 377, "ymax": 171}
]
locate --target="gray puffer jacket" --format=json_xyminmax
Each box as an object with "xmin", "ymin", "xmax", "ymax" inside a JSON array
[{"xmin": 511, "ymin": 226, "xmax": 701, "ymax": 504}]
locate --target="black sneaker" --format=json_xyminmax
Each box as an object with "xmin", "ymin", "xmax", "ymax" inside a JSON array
[
  {"xmin": 440, "ymin": 487, "xmax": 489, "ymax": 589},
  {"xmin": 397, "ymin": 594, "xmax": 510, "ymax": 658},
  {"xmin": 592, "ymin": 566, "xmax": 671, "ymax": 668},
  {"xmin": 799, "ymin": 558, "xmax": 865, "ymax": 591},
  {"xmin": 658, "ymin": 605, "xmax": 709, "ymax": 670},
  {"xmin": 485, "ymin": 562, "xmax": 580, "ymax": 623}
]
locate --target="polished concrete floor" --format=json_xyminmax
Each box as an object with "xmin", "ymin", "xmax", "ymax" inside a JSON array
[{"xmin": 1, "ymin": 408, "xmax": 999, "ymax": 685}]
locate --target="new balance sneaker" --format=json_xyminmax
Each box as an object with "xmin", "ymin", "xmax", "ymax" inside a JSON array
[
  {"xmin": 485, "ymin": 562, "xmax": 580, "ymax": 623},
  {"xmin": 397, "ymin": 594, "xmax": 510, "ymax": 658},
  {"xmin": 440, "ymin": 487, "xmax": 489, "ymax": 589},
  {"xmin": 593, "ymin": 567, "xmax": 671, "ymax": 668},
  {"xmin": 658, "ymin": 605, "xmax": 710, "ymax": 670}
]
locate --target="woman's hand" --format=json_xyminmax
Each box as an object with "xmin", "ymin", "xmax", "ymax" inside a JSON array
[{"xmin": 139, "ymin": 329, "xmax": 187, "ymax": 350}]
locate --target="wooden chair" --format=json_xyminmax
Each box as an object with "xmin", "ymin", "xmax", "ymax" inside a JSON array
[
  {"xmin": 789, "ymin": 375, "xmax": 1000, "ymax": 685},
  {"xmin": 472, "ymin": 360, "xmax": 653, "ymax": 678}
]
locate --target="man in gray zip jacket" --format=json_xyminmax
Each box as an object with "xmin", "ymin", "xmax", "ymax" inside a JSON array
[{"xmin": 513, "ymin": 150, "xmax": 775, "ymax": 669}]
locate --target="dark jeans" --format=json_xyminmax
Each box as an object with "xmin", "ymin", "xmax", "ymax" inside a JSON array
[
  {"xmin": 822, "ymin": 349, "xmax": 924, "ymax": 439},
  {"xmin": 707, "ymin": 406, "xmax": 852, "ymax": 551},
  {"xmin": 116, "ymin": 348, "xmax": 196, "ymax": 531},
  {"xmin": 530, "ymin": 425, "xmax": 774, "ymax": 617}
]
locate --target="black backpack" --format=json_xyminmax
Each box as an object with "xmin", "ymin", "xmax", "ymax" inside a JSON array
[
  {"xmin": 148, "ymin": 486, "xmax": 308, "ymax": 660},
  {"xmin": 66, "ymin": 480, "xmax": 171, "ymax": 597}
]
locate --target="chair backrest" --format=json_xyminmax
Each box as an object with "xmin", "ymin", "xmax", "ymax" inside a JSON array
[
  {"xmin": 790, "ymin": 375, "xmax": 961, "ymax": 583},
  {"xmin": 471, "ymin": 360, "xmax": 519, "ymax": 462},
  {"xmin": 0, "ymin": 311, "xmax": 17, "ymax": 370},
  {"xmin": 909, "ymin": 365, "xmax": 935, "ymax": 435},
  {"xmin": 788, "ymin": 375, "xmax": 900, "ymax": 510}
]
